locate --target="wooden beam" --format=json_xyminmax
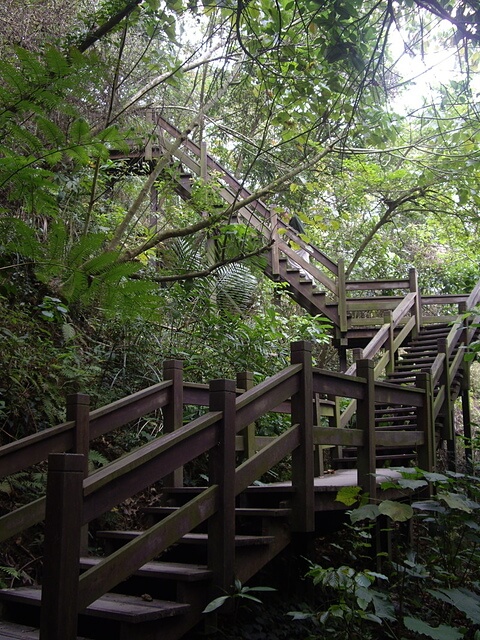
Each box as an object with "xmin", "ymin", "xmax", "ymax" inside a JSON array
[
  {"xmin": 290, "ymin": 342, "xmax": 315, "ymax": 533},
  {"xmin": 40, "ymin": 454, "xmax": 84, "ymax": 640}
]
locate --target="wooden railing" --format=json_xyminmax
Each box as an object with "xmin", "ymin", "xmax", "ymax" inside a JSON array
[{"xmin": 16, "ymin": 341, "xmax": 433, "ymax": 638}]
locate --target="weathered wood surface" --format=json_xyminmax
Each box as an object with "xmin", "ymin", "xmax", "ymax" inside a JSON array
[{"xmin": 1, "ymin": 588, "xmax": 190, "ymax": 622}]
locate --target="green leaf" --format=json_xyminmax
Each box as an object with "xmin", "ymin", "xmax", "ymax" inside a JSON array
[
  {"xmin": 398, "ymin": 478, "xmax": 428, "ymax": 490},
  {"xmin": 349, "ymin": 504, "xmax": 380, "ymax": 523},
  {"xmin": 404, "ymin": 616, "xmax": 463, "ymax": 640},
  {"xmin": 428, "ymin": 588, "xmax": 480, "ymax": 624},
  {"xmin": 69, "ymin": 119, "xmax": 91, "ymax": 144},
  {"xmin": 378, "ymin": 500, "xmax": 413, "ymax": 522},
  {"xmin": 411, "ymin": 500, "xmax": 445, "ymax": 513},
  {"xmin": 438, "ymin": 491, "xmax": 477, "ymax": 513},
  {"xmin": 423, "ymin": 472, "xmax": 449, "ymax": 483},
  {"xmin": 202, "ymin": 595, "xmax": 229, "ymax": 613},
  {"xmin": 336, "ymin": 485, "xmax": 362, "ymax": 506}
]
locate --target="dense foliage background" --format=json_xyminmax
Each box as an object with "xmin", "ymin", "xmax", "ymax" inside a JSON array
[{"xmin": 1, "ymin": 0, "xmax": 480, "ymax": 448}]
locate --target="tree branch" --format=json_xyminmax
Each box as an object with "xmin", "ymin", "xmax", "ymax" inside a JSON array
[
  {"xmin": 77, "ymin": 0, "xmax": 142, "ymax": 53},
  {"xmin": 135, "ymin": 241, "xmax": 272, "ymax": 283}
]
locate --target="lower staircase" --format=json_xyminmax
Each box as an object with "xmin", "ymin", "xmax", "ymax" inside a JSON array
[{"xmin": 0, "ymin": 486, "xmax": 292, "ymax": 640}]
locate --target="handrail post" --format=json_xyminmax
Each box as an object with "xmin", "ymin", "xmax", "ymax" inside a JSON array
[
  {"xmin": 356, "ymin": 360, "xmax": 377, "ymax": 502},
  {"xmin": 438, "ymin": 337, "xmax": 455, "ymax": 469},
  {"xmin": 409, "ymin": 268, "xmax": 421, "ymax": 338},
  {"xmin": 236, "ymin": 371, "xmax": 255, "ymax": 460},
  {"xmin": 416, "ymin": 372, "xmax": 435, "ymax": 476},
  {"xmin": 145, "ymin": 108, "xmax": 154, "ymax": 160},
  {"xmin": 163, "ymin": 360, "xmax": 184, "ymax": 487},
  {"xmin": 200, "ymin": 140, "xmax": 208, "ymax": 181},
  {"xmin": 385, "ymin": 311, "xmax": 395, "ymax": 375},
  {"xmin": 270, "ymin": 209, "xmax": 280, "ymax": 276},
  {"xmin": 290, "ymin": 341, "xmax": 314, "ymax": 533},
  {"xmin": 338, "ymin": 258, "xmax": 348, "ymax": 334},
  {"xmin": 67, "ymin": 393, "xmax": 90, "ymax": 554},
  {"xmin": 208, "ymin": 379, "xmax": 237, "ymax": 596},
  {"xmin": 40, "ymin": 453, "xmax": 84, "ymax": 640}
]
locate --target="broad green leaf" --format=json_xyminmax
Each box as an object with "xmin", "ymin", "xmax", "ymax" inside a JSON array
[
  {"xmin": 336, "ymin": 485, "xmax": 362, "ymax": 506},
  {"xmin": 428, "ymin": 588, "xmax": 480, "ymax": 624},
  {"xmin": 349, "ymin": 504, "xmax": 380, "ymax": 523},
  {"xmin": 438, "ymin": 492, "xmax": 478, "ymax": 513},
  {"xmin": 423, "ymin": 472, "xmax": 449, "ymax": 483},
  {"xmin": 412, "ymin": 500, "xmax": 445, "ymax": 513},
  {"xmin": 404, "ymin": 616, "xmax": 463, "ymax": 640},
  {"xmin": 378, "ymin": 500, "xmax": 413, "ymax": 522},
  {"xmin": 398, "ymin": 478, "xmax": 428, "ymax": 490}
]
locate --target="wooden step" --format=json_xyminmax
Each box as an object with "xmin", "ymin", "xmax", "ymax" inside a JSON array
[
  {"xmin": 0, "ymin": 587, "xmax": 190, "ymax": 623},
  {"xmin": 0, "ymin": 620, "xmax": 90, "ymax": 640},
  {"xmin": 374, "ymin": 405, "xmax": 416, "ymax": 414},
  {"xmin": 375, "ymin": 414, "xmax": 416, "ymax": 423},
  {"xmin": 398, "ymin": 354, "xmax": 436, "ymax": 362},
  {"xmin": 375, "ymin": 424, "xmax": 419, "ymax": 431},
  {"xmin": 0, "ymin": 621, "xmax": 91, "ymax": 640},
  {"xmin": 79, "ymin": 557, "xmax": 212, "ymax": 582},
  {"xmin": 335, "ymin": 452, "xmax": 416, "ymax": 464},
  {"xmin": 142, "ymin": 506, "xmax": 291, "ymax": 518},
  {"xmin": 96, "ymin": 531, "xmax": 275, "ymax": 547}
]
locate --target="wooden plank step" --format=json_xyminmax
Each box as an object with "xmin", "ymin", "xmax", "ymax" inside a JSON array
[
  {"xmin": 79, "ymin": 557, "xmax": 212, "ymax": 582},
  {"xmin": 374, "ymin": 405, "xmax": 416, "ymax": 414},
  {"xmin": 402, "ymin": 338, "xmax": 438, "ymax": 353},
  {"xmin": 335, "ymin": 453, "xmax": 416, "ymax": 463},
  {"xmin": 142, "ymin": 506, "xmax": 291, "ymax": 518},
  {"xmin": 96, "ymin": 531, "xmax": 275, "ymax": 546},
  {"xmin": 375, "ymin": 424, "xmax": 419, "ymax": 431},
  {"xmin": 375, "ymin": 414, "xmax": 416, "ymax": 423},
  {"xmin": 396, "ymin": 363, "xmax": 435, "ymax": 370},
  {"xmin": 0, "ymin": 587, "xmax": 189, "ymax": 623},
  {"xmin": 398, "ymin": 354, "xmax": 436, "ymax": 362},
  {"xmin": 0, "ymin": 621, "xmax": 80, "ymax": 640},
  {"xmin": 0, "ymin": 620, "xmax": 90, "ymax": 639}
]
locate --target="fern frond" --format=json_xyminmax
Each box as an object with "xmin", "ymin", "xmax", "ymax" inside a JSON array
[
  {"xmin": 0, "ymin": 218, "xmax": 42, "ymax": 260},
  {"xmin": 44, "ymin": 46, "xmax": 71, "ymax": 76},
  {"xmin": 82, "ymin": 251, "xmax": 122, "ymax": 276},
  {"xmin": 36, "ymin": 116, "xmax": 65, "ymax": 147},
  {"xmin": 69, "ymin": 119, "xmax": 91, "ymax": 145},
  {"xmin": 66, "ymin": 233, "xmax": 106, "ymax": 268}
]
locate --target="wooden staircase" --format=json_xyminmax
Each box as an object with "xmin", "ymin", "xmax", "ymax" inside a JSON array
[
  {"xmin": 336, "ymin": 321, "xmax": 475, "ymax": 469},
  {"xmin": 2, "ymin": 112, "xmax": 480, "ymax": 639},
  {"xmin": 0, "ymin": 488, "xmax": 292, "ymax": 640}
]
